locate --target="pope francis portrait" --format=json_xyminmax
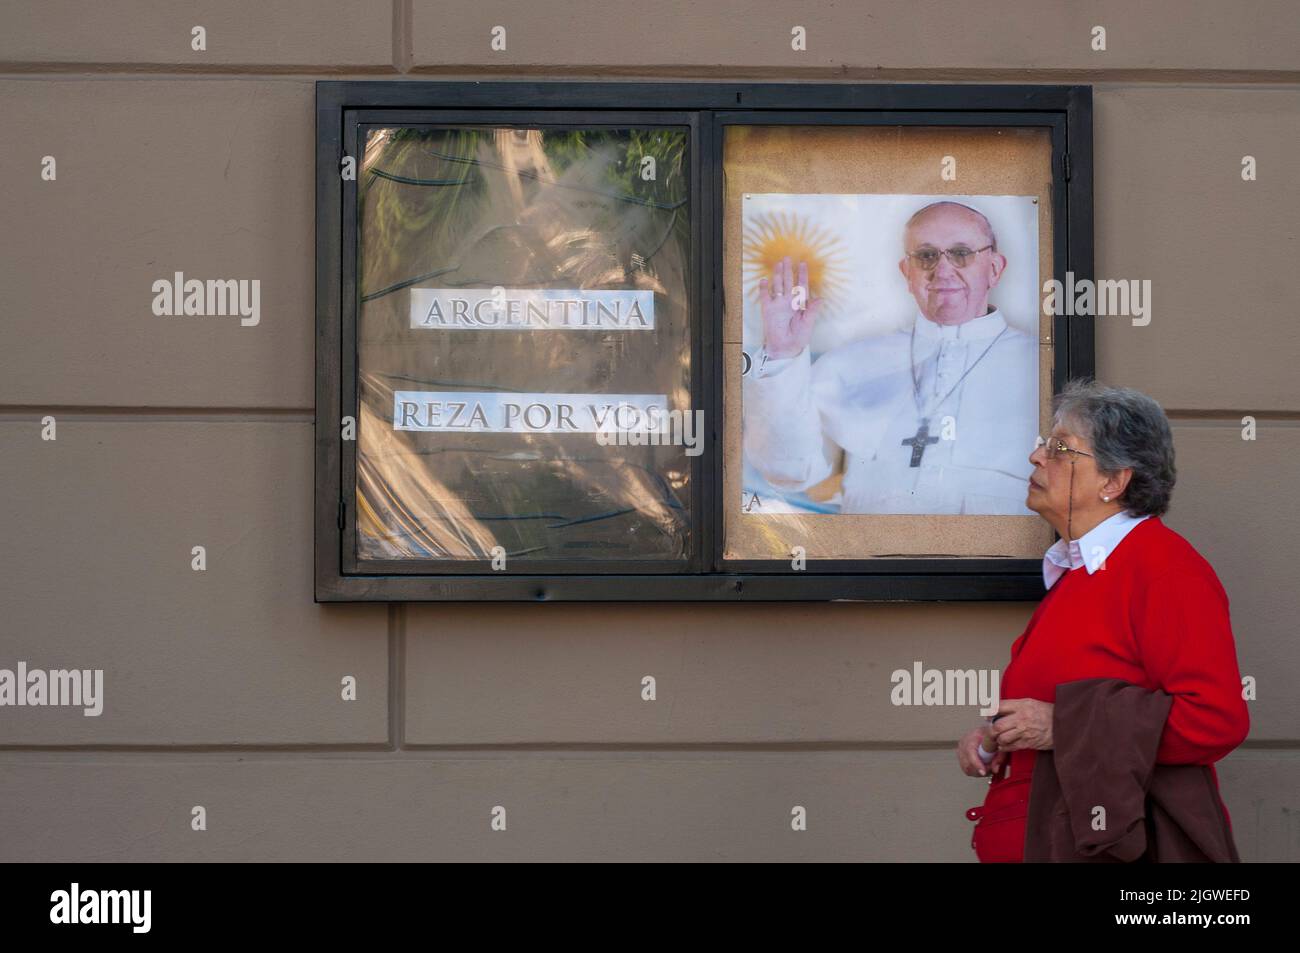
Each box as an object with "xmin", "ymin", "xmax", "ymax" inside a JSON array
[{"xmin": 743, "ymin": 199, "xmax": 1039, "ymax": 515}]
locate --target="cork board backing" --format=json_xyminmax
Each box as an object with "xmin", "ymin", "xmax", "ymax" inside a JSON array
[{"xmin": 723, "ymin": 125, "xmax": 1057, "ymax": 560}]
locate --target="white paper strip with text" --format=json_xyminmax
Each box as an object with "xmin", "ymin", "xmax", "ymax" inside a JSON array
[
  {"xmin": 409, "ymin": 288, "xmax": 654, "ymax": 330},
  {"xmin": 393, "ymin": 392, "xmax": 673, "ymax": 433}
]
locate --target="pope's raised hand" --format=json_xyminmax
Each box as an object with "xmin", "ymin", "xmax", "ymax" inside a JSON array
[{"xmin": 758, "ymin": 256, "xmax": 824, "ymax": 360}]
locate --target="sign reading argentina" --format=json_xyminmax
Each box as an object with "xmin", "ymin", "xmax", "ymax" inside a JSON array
[
  {"xmin": 394, "ymin": 392, "xmax": 671, "ymax": 434},
  {"xmin": 409, "ymin": 288, "xmax": 654, "ymax": 330}
]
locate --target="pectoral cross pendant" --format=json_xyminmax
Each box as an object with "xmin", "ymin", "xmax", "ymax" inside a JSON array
[{"xmin": 902, "ymin": 417, "xmax": 940, "ymax": 467}]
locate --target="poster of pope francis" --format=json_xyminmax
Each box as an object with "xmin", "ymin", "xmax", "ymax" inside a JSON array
[{"xmin": 741, "ymin": 193, "xmax": 1041, "ymax": 517}]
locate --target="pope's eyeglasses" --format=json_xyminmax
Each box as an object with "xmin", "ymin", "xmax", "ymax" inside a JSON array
[
  {"xmin": 906, "ymin": 244, "xmax": 994, "ymax": 271},
  {"xmin": 1035, "ymin": 435, "xmax": 1094, "ymax": 461}
]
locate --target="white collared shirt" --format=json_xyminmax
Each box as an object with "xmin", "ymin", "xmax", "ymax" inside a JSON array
[{"xmin": 1042, "ymin": 509, "xmax": 1151, "ymax": 589}]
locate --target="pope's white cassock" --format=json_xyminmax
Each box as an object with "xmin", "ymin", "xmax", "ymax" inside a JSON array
[{"xmin": 743, "ymin": 307, "xmax": 1038, "ymax": 515}]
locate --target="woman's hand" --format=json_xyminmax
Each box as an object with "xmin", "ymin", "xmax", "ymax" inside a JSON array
[
  {"xmin": 990, "ymin": 698, "xmax": 1054, "ymax": 751},
  {"xmin": 957, "ymin": 725, "xmax": 1007, "ymax": 777}
]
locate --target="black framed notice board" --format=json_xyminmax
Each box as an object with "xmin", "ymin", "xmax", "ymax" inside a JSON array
[{"xmin": 315, "ymin": 81, "xmax": 1094, "ymax": 602}]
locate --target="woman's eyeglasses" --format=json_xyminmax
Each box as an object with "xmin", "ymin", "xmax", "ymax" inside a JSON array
[
  {"xmin": 1036, "ymin": 435, "xmax": 1094, "ymax": 461},
  {"xmin": 906, "ymin": 244, "xmax": 993, "ymax": 271}
]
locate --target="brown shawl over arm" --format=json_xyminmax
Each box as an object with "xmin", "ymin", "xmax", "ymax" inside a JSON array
[{"xmin": 1024, "ymin": 678, "xmax": 1235, "ymax": 862}]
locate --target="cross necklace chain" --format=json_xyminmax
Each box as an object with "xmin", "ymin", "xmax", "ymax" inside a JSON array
[{"xmin": 901, "ymin": 318, "xmax": 1008, "ymax": 467}]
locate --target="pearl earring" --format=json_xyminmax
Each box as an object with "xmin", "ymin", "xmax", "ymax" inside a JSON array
[{"xmin": 1102, "ymin": 496, "xmax": 1110, "ymax": 502}]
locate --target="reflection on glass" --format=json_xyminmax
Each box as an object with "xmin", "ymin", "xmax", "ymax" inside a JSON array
[{"xmin": 356, "ymin": 126, "xmax": 692, "ymax": 564}]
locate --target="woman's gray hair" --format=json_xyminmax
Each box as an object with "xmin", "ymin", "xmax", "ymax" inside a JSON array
[{"xmin": 1052, "ymin": 379, "xmax": 1176, "ymax": 516}]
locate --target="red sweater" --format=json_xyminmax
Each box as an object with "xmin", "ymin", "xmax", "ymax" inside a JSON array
[{"xmin": 986, "ymin": 515, "xmax": 1250, "ymax": 860}]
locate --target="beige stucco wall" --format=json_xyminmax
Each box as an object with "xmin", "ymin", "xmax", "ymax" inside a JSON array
[{"xmin": 1, "ymin": 1, "xmax": 1296, "ymax": 861}]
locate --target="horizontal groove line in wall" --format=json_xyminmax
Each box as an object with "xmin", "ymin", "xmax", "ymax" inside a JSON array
[
  {"xmin": 1, "ymin": 67, "xmax": 1299, "ymax": 84},
  {"xmin": 0, "ymin": 407, "xmax": 312, "ymax": 420},
  {"xmin": 0, "ymin": 63, "xmax": 400, "ymax": 75},
  {"xmin": 0, "ymin": 740, "xmax": 1294, "ymax": 757}
]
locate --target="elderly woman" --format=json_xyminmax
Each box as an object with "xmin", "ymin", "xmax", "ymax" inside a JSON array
[{"xmin": 957, "ymin": 379, "xmax": 1249, "ymax": 862}]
